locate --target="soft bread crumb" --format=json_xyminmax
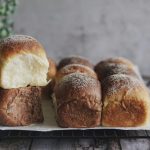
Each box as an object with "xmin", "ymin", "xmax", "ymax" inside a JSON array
[{"xmin": 1, "ymin": 54, "xmax": 49, "ymax": 89}]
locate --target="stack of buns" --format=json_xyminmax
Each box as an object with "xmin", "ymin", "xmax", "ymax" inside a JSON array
[
  {"xmin": 53, "ymin": 56, "xmax": 102, "ymax": 128},
  {"xmin": 0, "ymin": 34, "xmax": 150, "ymax": 128},
  {"xmin": 95, "ymin": 57, "xmax": 150, "ymax": 127},
  {"xmin": 0, "ymin": 35, "xmax": 52, "ymax": 126}
]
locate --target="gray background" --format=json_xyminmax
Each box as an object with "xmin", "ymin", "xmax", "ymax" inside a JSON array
[{"xmin": 14, "ymin": 0, "xmax": 150, "ymax": 75}]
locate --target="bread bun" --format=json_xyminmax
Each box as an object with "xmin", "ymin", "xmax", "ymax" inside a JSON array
[
  {"xmin": 95, "ymin": 57, "xmax": 141, "ymax": 81},
  {"xmin": 54, "ymin": 73, "xmax": 102, "ymax": 128},
  {"xmin": 0, "ymin": 35, "xmax": 49, "ymax": 89},
  {"xmin": 0, "ymin": 86, "xmax": 43, "ymax": 126},
  {"xmin": 95, "ymin": 63, "xmax": 140, "ymax": 81},
  {"xmin": 42, "ymin": 58, "xmax": 57, "ymax": 97},
  {"xmin": 102, "ymin": 74, "xmax": 150, "ymax": 127},
  {"xmin": 57, "ymin": 55, "xmax": 93, "ymax": 70},
  {"xmin": 99, "ymin": 57, "xmax": 135, "ymax": 68},
  {"xmin": 47, "ymin": 58, "xmax": 57, "ymax": 80},
  {"xmin": 55, "ymin": 64, "xmax": 97, "ymax": 83}
]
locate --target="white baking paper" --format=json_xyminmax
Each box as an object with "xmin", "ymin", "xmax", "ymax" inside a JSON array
[{"xmin": 0, "ymin": 97, "xmax": 149, "ymax": 131}]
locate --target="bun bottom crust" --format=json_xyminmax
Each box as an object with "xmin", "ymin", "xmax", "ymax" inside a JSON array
[
  {"xmin": 102, "ymin": 99, "xmax": 147, "ymax": 127},
  {"xmin": 102, "ymin": 74, "xmax": 150, "ymax": 127},
  {"xmin": 57, "ymin": 100, "xmax": 101, "ymax": 128},
  {"xmin": 0, "ymin": 86, "xmax": 43, "ymax": 126}
]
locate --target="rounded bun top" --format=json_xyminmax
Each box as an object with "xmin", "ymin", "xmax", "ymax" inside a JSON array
[
  {"xmin": 95, "ymin": 57, "xmax": 141, "ymax": 81},
  {"xmin": 54, "ymin": 73, "xmax": 101, "ymax": 106},
  {"xmin": 95, "ymin": 62, "xmax": 140, "ymax": 81},
  {"xmin": 57, "ymin": 55, "xmax": 93, "ymax": 70},
  {"xmin": 98, "ymin": 57, "xmax": 135, "ymax": 68},
  {"xmin": 0, "ymin": 35, "xmax": 49, "ymax": 89},
  {"xmin": 102, "ymin": 74, "xmax": 149, "ymax": 104},
  {"xmin": 0, "ymin": 35, "xmax": 47, "ymax": 59},
  {"xmin": 55, "ymin": 64, "xmax": 97, "ymax": 82}
]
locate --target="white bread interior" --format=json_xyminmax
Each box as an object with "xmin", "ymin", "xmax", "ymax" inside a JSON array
[{"xmin": 0, "ymin": 53, "xmax": 49, "ymax": 89}]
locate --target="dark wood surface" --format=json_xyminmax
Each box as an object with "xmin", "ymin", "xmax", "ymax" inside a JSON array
[{"xmin": 0, "ymin": 138, "xmax": 150, "ymax": 150}]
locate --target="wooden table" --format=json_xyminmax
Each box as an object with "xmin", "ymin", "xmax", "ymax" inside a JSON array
[{"xmin": 0, "ymin": 138, "xmax": 150, "ymax": 150}]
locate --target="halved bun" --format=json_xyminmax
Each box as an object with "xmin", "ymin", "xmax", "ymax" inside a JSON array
[{"xmin": 0, "ymin": 35, "xmax": 49, "ymax": 89}]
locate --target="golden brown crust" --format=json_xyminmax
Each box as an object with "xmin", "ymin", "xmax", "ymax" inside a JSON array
[
  {"xmin": 55, "ymin": 64, "xmax": 97, "ymax": 83},
  {"xmin": 54, "ymin": 73, "xmax": 102, "ymax": 128},
  {"xmin": 100, "ymin": 57, "xmax": 135, "ymax": 68},
  {"xmin": 57, "ymin": 56, "xmax": 93, "ymax": 70},
  {"xmin": 95, "ymin": 57, "xmax": 141, "ymax": 81},
  {"xmin": 57, "ymin": 100, "xmax": 101, "ymax": 128},
  {"xmin": 55, "ymin": 73, "xmax": 101, "ymax": 107},
  {"xmin": 102, "ymin": 74, "xmax": 150, "ymax": 127},
  {"xmin": 0, "ymin": 86, "xmax": 44, "ymax": 126},
  {"xmin": 47, "ymin": 58, "xmax": 57, "ymax": 80},
  {"xmin": 95, "ymin": 63, "xmax": 139, "ymax": 81},
  {"xmin": 0, "ymin": 35, "xmax": 46, "ymax": 60},
  {"xmin": 102, "ymin": 99, "xmax": 147, "ymax": 127}
]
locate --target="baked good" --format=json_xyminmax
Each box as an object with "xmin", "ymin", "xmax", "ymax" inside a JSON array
[
  {"xmin": 0, "ymin": 35, "xmax": 49, "ymax": 89},
  {"xmin": 55, "ymin": 64, "xmax": 97, "ymax": 83},
  {"xmin": 54, "ymin": 73, "xmax": 102, "ymax": 128},
  {"xmin": 99, "ymin": 57, "xmax": 135, "ymax": 68},
  {"xmin": 95, "ymin": 63, "xmax": 140, "ymax": 81},
  {"xmin": 95, "ymin": 57, "xmax": 141, "ymax": 81},
  {"xmin": 57, "ymin": 55, "xmax": 93, "ymax": 70},
  {"xmin": 47, "ymin": 58, "xmax": 57, "ymax": 80},
  {"xmin": 0, "ymin": 86, "xmax": 43, "ymax": 126},
  {"xmin": 102, "ymin": 74, "xmax": 150, "ymax": 127},
  {"xmin": 42, "ymin": 58, "xmax": 57, "ymax": 97}
]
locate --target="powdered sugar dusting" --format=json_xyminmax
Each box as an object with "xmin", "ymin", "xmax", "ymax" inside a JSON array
[
  {"xmin": 60, "ymin": 64, "xmax": 95, "ymax": 74},
  {"xmin": 103, "ymin": 74, "xmax": 145, "ymax": 96},
  {"xmin": 0, "ymin": 35, "xmax": 36, "ymax": 44},
  {"xmin": 58, "ymin": 72, "xmax": 98, "ymax": 90},
  {"xmin": 101, "ymin": 57, "xmax": 134, "ymax": 67}
]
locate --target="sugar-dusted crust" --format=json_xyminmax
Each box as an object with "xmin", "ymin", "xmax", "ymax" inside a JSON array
[
  {"xmin": 57, "ymin": 55, "xmax": 93, "ymax": 70},
  {"xmin": 0, "ymin": 35, "xmax": 46, "ymax": 59},
  {"xmin": 99, "ymin": 57, "xmax": 135, "ymax": 68},
  {"xmin": 95, "ymin": 63, "xmax": 140, "ymax": 81},
  {"xmin": 95, "ymin": 57, "xmax": 141, "ymax": 81},
  {"xmin": 54, "ymin": 73, "xmax": 102, "ymax": 128},
  {"xmin": 102, "ymin": 74, "xmax": 150, "ymax": 127},
  {"xmin": 0, "ymin": 86, "xmax": 44, "ymax": 126},
  {"xmin": 55, "ymin": 64, "xmax": 97, "ymax": 83}
]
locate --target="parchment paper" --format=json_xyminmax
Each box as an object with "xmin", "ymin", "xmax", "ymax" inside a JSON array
[{"xmin": 0, "ymin": 97, "xmax": 149, "ymax": 131}]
